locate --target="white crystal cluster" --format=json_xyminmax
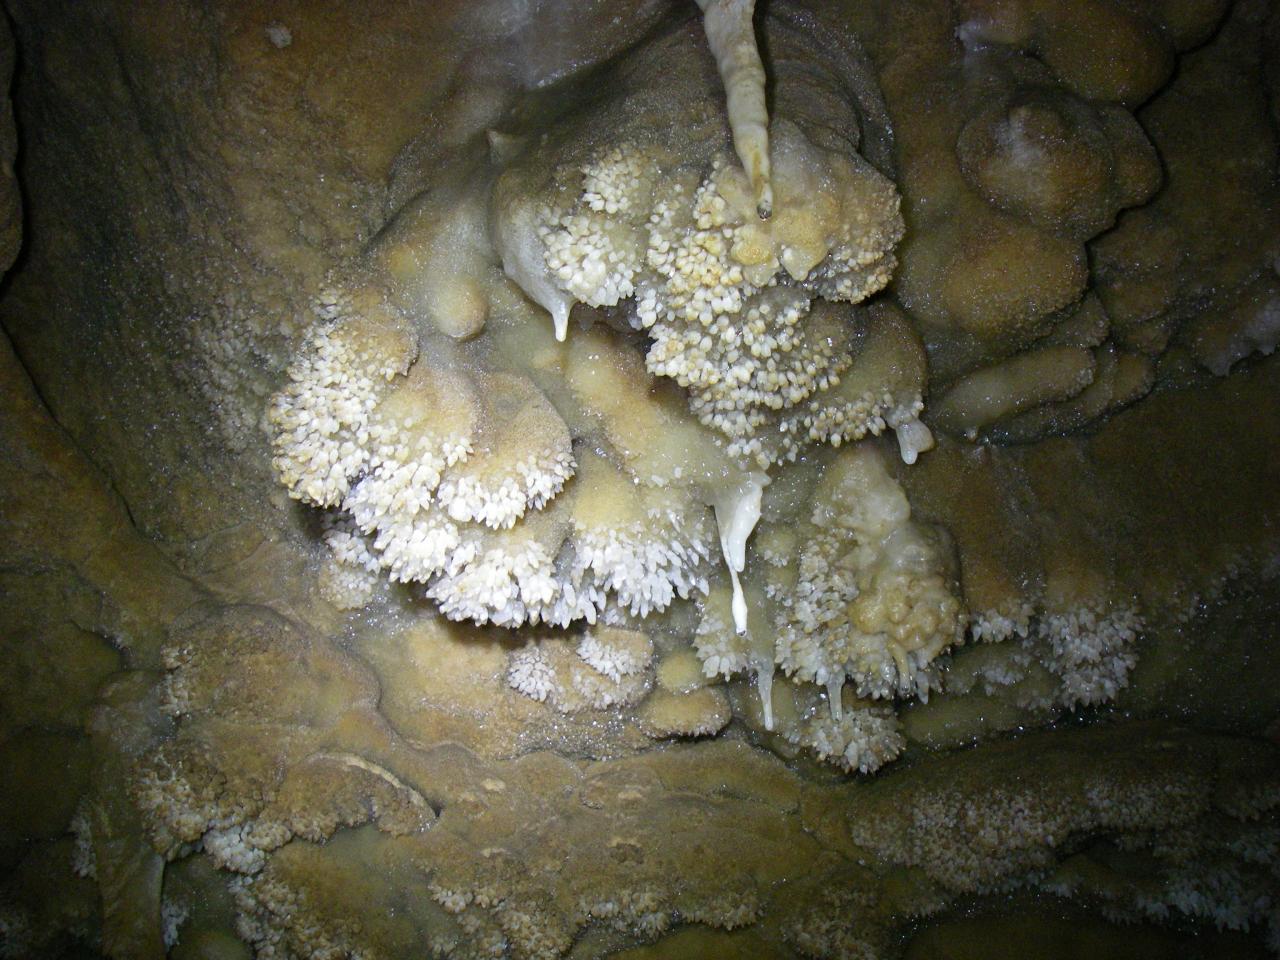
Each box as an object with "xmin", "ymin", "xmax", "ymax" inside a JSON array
[
  {"xmin": 524, "ymin": 122, "xmax": 915, "ymax": 467},
  {"xmin": 316, "ymin": 513, "xmax": 382, "ymax": 610},
  {"xmin": 770, "ymin": 446, "xmax": 964, "ymax": 704},
  {"xmin": 507, "ymin": 628, "xmax": 655, "ymax": 713},
  {"xmin": 791, "ymin": 704, "xmax": 906, "ymax": 775},
  {"xmin": 268, "ymin": 291, "xmax": 713, "ymax": 628},
  {"xmin": 950, "ymin": 602, "xmax": 1144, "ymax": 715},
  {"xmin": 689, "ymin": 445, "xmax": 963, "ymax": 772}
]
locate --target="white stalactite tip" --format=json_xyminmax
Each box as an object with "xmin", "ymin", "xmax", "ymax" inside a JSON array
[
  {"xmin": 697, "ymin": 0, "xmax": 773, "ymax": 220},
  {"xmin": 551, "ymin": 301, "xmax": 570, "ymax": 342},
  {"xmin": 826, "ymin": 676, "xmax": 845, "ymax": 722},
  {"xmin": 713, "ymin": 471, "xmax": 768, "ymax": 636},
  {"xmin": 755, "ymin": 659, "xmax": 775, "ymax": 731},
  {"xmin": 894, "ymin": 417, "xmax": 935, "ymax": 465}
]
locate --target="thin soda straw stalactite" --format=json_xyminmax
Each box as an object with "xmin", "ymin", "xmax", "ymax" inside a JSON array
[{"xmin": 696, "ymin": 0, "xmax": 773, "ymax": 220}]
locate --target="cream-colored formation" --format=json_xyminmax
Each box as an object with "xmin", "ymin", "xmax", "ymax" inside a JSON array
[
  {"xmin": 742, "ymin": 671, "xmax": 909, "ymax": 774},
  {"xmin": 316, "ymin": 513, "xmax": 382, "ymax": 610},
  {"xmin": 269, "ymin": 289, "xmax": 720, "ymax": 629},
  {"xmin": 696, "ymin": 0, "xmax": 773, "ymax": 219},
  {"xmin": 505, "ymin": 121, "xmax": 915, "ymax": 468},
  {"xmin": 694, "ymin": 444, "xmax": 964, "ymax": 744},
  {"xmin": 261, "ymin": 0, "xmax": 1276, "ymax": 783},
  {"xmin": 261, "ymin": 5, "xmax": 958, "ymax": 769},
  {"xmin": 507, "ymin": 631, "xmax": 654, "ymax": 714},
  {"xmin": 481, "ymin": 10, "xmax": 944, "ymax": 729},
  {"xmin": 773, "ymin": 446, "xmax": 963, "ymax": 703}
]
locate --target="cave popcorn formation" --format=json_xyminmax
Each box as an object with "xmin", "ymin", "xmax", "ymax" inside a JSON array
[
  {"xmin": 260, "ymin": 0, "xmax": 986, "ymax": 784},
  {"xmin": 523, "ymin": 122, "xmax": 918, "ymax": 469},
  {"xmin": 771, "ymin": 446, "xmax": 964, "ymax": 706},
  {"xmin": 692, "ymin": 444, "xmax": 965, "ymax": 761},
  {"xmin": 260, "ymin": 0, "xmax": 970, "ymax": 774},
  {"xmin": 495, "ymin": 6, "xmax": 936, "ymax": 683}
]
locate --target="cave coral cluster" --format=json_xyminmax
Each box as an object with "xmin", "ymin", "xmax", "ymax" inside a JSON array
[
  {"xmin": 262, "ymin": 0, "xmax": 1280, "ymax": 784},
  {"xmin": 250, "ymin": 0, "xmax": 1280, "ymax": 929},
  {"xmin": 264, "ymin": 4, "xmax": 969, "ymax": 774},
  {"xmin": 508, "ymin": 121, "xmax": 919, "ymax": 467},
  {"xmin": 269, "ymin": 288, "xmax": 732, "ymax": 629}
]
